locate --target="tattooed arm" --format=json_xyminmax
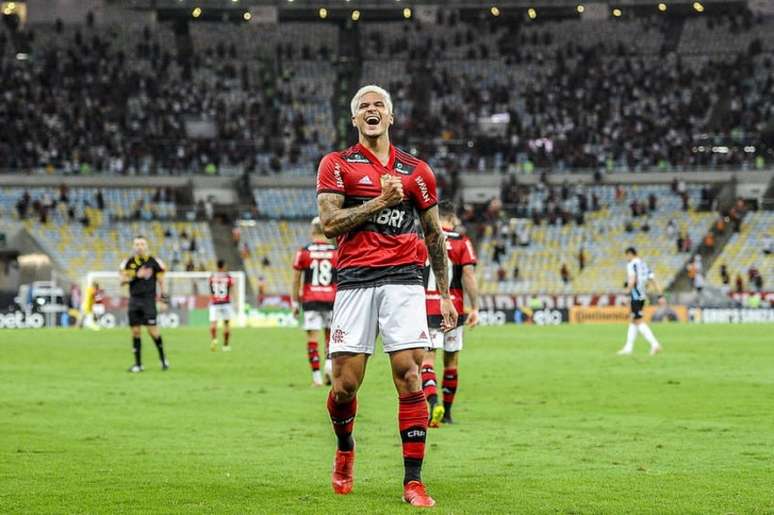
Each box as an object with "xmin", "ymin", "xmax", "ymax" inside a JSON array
[
  {"xmin": 317, "ymin": 176, "xmax": 403, "ymax": 238},
  {"xmin": 419, "ymin": 206, "xmax": 458, "ymax": 330}
]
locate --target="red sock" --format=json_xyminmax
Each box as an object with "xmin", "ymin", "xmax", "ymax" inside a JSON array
[
  {"xmin": 398, "ymin": 391, "xmax": 428, "ymax": 484},
  {"xmin": 307, "ymin": 341, "xmax": 320, "ymax": 371},
  {"xmin": 327, "ymin": 390, "xmax": 356, "ymax": 451},
  {"xmin": 420, "ymin": 365, "xmax": 438, "ymax": 403},
  {"xmin": 442, "ymin": 368, "xmax": 458, "ymax": 410},
  {"xmin": 224, "ymin": 330, "xmax": 230, "ymax": 346},
  {"xmin": 209, "ymin": 326, "xmax": 216, "ymax": 339}
]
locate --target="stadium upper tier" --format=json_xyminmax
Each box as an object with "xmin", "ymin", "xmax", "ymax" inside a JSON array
[
  {"xmin": 707, "ymin": 211, "xmax": 773, "ymax": 291},
  {"xmin": 1, "ymin": 14, "xmax": 772, "ymax": 175}
]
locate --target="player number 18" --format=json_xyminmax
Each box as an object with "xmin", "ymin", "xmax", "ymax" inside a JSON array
[{"xmin": 311, "ymin": 259, "xmax": 333, "ymax": 286}]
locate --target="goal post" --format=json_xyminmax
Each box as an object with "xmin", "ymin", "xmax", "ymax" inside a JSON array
[{"xmin": 82, "ymin": 271, "xmax": 247, "ymax": 328}]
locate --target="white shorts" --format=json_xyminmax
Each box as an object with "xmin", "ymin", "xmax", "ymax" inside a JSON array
[
  {"xmin": 92, "ymin": 304, "xmax": 106, "ymax": 316},
  {"xmin": 209, "ymin": 303, "xmax": 233, "ymax": 322},
  {"xmin": 429, "ymin": 326, "xmax": 464, "ymax": 352},
  {"xmin": 329, "ymin": 284, "xmax": 430, "ymax": 355},
  {"xmin": 303, "ymin": 310, "xmax": 332, "ymax": 331}
]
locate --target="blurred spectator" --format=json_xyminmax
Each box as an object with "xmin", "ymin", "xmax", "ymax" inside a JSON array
[
  {"xmin": 735, "ymin": 274, "xmax": 744, "ymax": 293},
  {"xmin": 703, "ymin": 232, "xmax": 715, "ymax": 250},
  {"xmin": 560, "ymin": 264, "xmax": 570, "ymax": 285},
  {"xmin": 720, "ymin": 264, "xmax": 730, "ymax": 288},
  {"xmin": 492, "ymin": 240, "xmax": 506, "ymax": 264},
  {"xmin": 763, "ymin": 234, "xmax": 772, "ymax": 256}
]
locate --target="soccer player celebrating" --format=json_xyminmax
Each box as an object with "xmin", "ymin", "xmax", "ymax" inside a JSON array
[
  {"xmin": 618, "ymin": 247, "xmax": 665, "ymax": 356},
  {"xmin": 209, "ymin": 260, "xmax": 235, "ymax": 352},
  {"xmin": 317, "ymin": 85, "xmax": 457, "ymax": 508},
  {"xmin": 419, "ymin": 202, "xmax": 479, "ymax": 427},
  {"xmin": 120, "ymin": 236, "xmax": 169, "ymax": 373},
  {"xmin": 291, "ymin": 217, "xmax": 337, "ymax": 386}
]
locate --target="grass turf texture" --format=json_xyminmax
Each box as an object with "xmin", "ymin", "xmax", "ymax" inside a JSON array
[{"xmin": 1, "ymin": 324, "xmax": 773, "ymax": 514}]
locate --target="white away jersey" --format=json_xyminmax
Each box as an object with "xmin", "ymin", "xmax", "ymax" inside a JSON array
[{"xmin": 627, "ymin": 257, "xmax": 653, "ymax": 301}]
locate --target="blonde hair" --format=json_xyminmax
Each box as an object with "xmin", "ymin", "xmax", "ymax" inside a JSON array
[{"xmin": 350, "ymin": 84, "xmax": 393, "ymax": 117}]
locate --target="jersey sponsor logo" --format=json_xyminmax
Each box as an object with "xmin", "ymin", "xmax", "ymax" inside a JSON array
[
  {"xmin": 344, "ymin": 153, "xmax": 371, "ymax": 164},
  {"xmin": 415, "ymin": 176, "xmax": 430, "ymax": 203},
  {"xmin": 334, "ymin": 162, "xmax": 344, "ymax": 189},
  {"xmin": 394, "ymin": 160, "xmax": 416, "ymax": 175},
  {"xmin": 358, "ymin": 175, "xmax": 373, "ymax": 185},
  {"xmin": 370, "ymin": 206, "xmax": 407, "ymax": 228}
]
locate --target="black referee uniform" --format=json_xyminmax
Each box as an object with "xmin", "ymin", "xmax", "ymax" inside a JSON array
[{"xmin": 121, "ymin": 255, "xmax": 168, "ymax": 371}]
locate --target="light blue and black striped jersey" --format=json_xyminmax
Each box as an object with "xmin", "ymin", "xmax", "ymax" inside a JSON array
[{"xmin": 627, "ymin": 257, "xmax": 653, "ymax": 301}]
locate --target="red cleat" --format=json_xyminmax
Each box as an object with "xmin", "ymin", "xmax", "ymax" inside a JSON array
[
  {"xmin": 331, "ymin": 449, "xmax": 354, "ymax": 495},
  {"xmin": 402, "ymin": 480, "xmax": 436, "ymax": 508}
]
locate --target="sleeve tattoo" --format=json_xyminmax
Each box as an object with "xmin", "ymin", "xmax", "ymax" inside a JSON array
[
  {"xmin": 420, "ymin": 206, "xmax": 450, "ymax": 296},
  {"xmin": 317, "ymin": 192, "xmax": 387, "ymax": 238}
]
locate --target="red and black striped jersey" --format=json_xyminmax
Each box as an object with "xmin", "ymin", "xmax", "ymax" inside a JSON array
[
  {"xmin": 316, "ymin": 143, "xmax": 437, "ymax": 289},
  {"xmin": 418, "ymin": 230, "xmax": 477, "ymax": 328},
  {"xmin": 209, "ymin": 272, "xmax": 234, "ymax": 305},
  {"xmin": 293, "ymin": 240, "xmax": 337, "ymax": 310}
]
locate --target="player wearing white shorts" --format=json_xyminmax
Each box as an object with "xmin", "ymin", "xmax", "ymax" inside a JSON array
[
  {"xmin": 209, "ymin": 260, "xmax": 235, "ymax": 352},
  {"xmin": 418, "ymin": 202, "xmax": 480, "ymax": 427},
  {"xmin": 618, "ymin": 247, "xmax": 665, "ymax": 356},
  {"xmin": 316, "ymin": 85, "xmax": 457, "ymax": 507},
  {"xmin": 292, "ymin": 218, "xmax": 337, "ymax": 386}
]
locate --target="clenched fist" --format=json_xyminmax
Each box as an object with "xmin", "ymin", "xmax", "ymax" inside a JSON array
[{"xmin": 379, "ymin": 175, "xmax": 404, "ymax": 207}]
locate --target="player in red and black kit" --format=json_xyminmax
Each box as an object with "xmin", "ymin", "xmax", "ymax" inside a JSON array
[
  {"xmin": 209, "ymin": 260, "xmax": 235, "ymax": 352},
  {"xmin": 317, "ymin": 85, "xmax": 457, "ymax": 508},
  {"xmin": 291, "ymin": 217, "xmax": 338, "ymax": 386},
  {"xmin": 418, "ymin": 202, "xmax": 480, "ymax": 427}
]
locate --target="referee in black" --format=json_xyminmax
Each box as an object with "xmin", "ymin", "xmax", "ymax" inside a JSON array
[{"xmin": 120, "ymin": 236, "xmax": 169, "ymax": 372}]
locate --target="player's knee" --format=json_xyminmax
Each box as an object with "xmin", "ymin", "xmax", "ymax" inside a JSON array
[
  {"xmin": 332, "ymin": 380, "xmax": 358, "ymax": 402},
  {"xmin": 395, "ymin": 363, "xmax": 421, "ymax": 389}
]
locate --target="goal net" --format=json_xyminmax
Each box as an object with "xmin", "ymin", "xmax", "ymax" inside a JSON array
[{"xmin": 82, "ymin": 271, "xmax": 247, "ymax": 328}]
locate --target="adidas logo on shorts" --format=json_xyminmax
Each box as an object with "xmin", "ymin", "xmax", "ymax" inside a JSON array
[{"xmin": 419, "ymin": 330, "xmax": 428, "ymax": 340}]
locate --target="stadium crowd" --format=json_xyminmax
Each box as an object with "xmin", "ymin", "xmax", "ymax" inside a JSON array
[{"xmin": 0, "ymin": 12, "xmax": 772, "ymax": 176}]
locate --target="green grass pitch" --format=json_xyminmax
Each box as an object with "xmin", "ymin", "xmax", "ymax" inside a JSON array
[{"xmin": 1, "ymin": 324, "xmax": 773, "ymax": 514}]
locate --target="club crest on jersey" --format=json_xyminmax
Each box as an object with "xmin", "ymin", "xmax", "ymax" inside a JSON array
[
  {"xmin": 394, "ymin": 160, "xmax": 415, "ymax": 175},
  {"xmin": 345, "ymin": 153, "xmax": 371, "ymax": 164},
  {"xmin": 358, "ymin": 175, "xmax": 373, "ymax": 185}
]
